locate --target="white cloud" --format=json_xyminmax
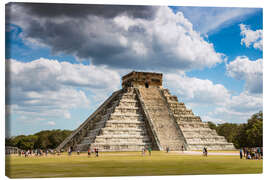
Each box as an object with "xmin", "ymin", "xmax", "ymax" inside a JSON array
[
  {"xmin": 7, "ymin": 5, "xmax": 224, "ymax": 71},
  {"xmin": 6, "ymin": 58, "xmax": 121, "ymax": 124},
  {"xmin": 164, "ymin": 73, "xmax": 230, "ymax": 105},
  {"xmin": 175, "ymin": 7, "xmax": 259, "ymax": 34},
  {"xmin": 210, "ymin": 91, "xmax": 263, "ymax": 123},
  {"xmin": 47, "ymin": 121, "xmax": 56, "ymax": 126},
  {"xmin": 226, "ymin": 56, "xmax": 263, "ymax": 94},
  {"xmin": 240, "ymin": 24, "xmax": 263, "ymax": 50}
]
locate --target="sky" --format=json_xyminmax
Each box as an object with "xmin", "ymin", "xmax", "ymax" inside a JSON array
[{"xmin": 5, "ymin": 3, "xmax": 263, "ymax": 137}]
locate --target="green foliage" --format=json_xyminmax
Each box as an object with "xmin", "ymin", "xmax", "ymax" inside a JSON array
[
  {"xmin": 208, "ymin": 111, "xmax": 263, "ymax": 148},
  {"xmin": 207, "ymin": 121, "xmax": 217, "ymax": 130},
  {"xmin": 6, "ymin": 129, "xmax": 72, "ymax": 150}
]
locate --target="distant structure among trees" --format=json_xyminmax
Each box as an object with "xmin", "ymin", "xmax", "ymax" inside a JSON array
[{"xmin": 5, "ymin": 146, "xmax": 20, "ymax": 155}]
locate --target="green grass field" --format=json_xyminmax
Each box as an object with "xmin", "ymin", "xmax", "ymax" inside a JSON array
[{"xmin": 5, "ymin": 151, "xmax": 262, "ymax": 178}]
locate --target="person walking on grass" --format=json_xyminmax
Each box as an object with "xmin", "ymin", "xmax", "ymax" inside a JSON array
[
  {"xmin": 148, "ymin": 146, "xmax": 152, "ymax": 156},
  {"xmin": 94, "ymin": 148, "xmax": 99, "ymax": 157},
  {"xmin": 181, "ymin": 145, "xmax": 184, "ymax": 153},
  {"xmin": 142, "ymin": 147, "xmax": 145, "ymax": 156},
  {"xmin": 203, "ymin": 147, "xmax": 208, "ymax": 157},
  {"xmin": 240, "ymin": 148, "xmax": 243, "ymax": 159},
  {"xmin": 166, "ymin": 147, "xmax": 169, "ymax": 153},
  {"xmin": 88, "ymin": 147, "xmax": 91, "ymax": 158},
  {"xmin": 68, "ymin": 147, "xmax": 72, "ymax": 156}
]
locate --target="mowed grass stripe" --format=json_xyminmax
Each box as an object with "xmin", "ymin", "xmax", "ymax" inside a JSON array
[{"xmin": 5, "ymin": 151, "xmax": 262, "ymax": 178}]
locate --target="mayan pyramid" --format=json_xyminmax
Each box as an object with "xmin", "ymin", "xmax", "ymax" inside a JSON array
[{"xmin": 57, "ymin": 71, "xmax": 235, "ymax": 151}]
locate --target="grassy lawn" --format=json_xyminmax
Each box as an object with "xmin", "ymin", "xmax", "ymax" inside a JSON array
[{"xmin": 5, "ymin": 151, "xmax": 262, "ymax": 178}]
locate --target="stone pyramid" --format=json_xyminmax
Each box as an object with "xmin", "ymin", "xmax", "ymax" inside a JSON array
[{"xmin": 57, "ymin": 71, "xmax": 234, "ymax": 151}]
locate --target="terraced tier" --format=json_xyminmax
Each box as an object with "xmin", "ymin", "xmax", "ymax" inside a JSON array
[
  {"xmin": 161, "ymin": 88, "xmax": 235, "ymax": 150},
  {"xmin": 75, "ymin": 88, "xmax": 153, "ymax": 152}
]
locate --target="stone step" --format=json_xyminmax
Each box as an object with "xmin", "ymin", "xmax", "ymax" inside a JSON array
[
  {"xmin": 105, "ymin": 122, "xmax": 145, "ymax": 129},
  {"xmin": 94, "ymin": 136, "xmax": 150, "ymax": 144},
  {"xmin": 187, "ymin": 142, "xmax": 234, "ymax": 146},
  {"xmin": 187, "ymin": 144, "xmax": 235, "ymax": 150},
  {"xmin": 175, "ymin": 116, "xmax": 202, "ymax": 122},
  {"xmin": 185, "ymin": 138, "xmax": 228, "ymax": 144},
  {"xmin": 168, "ymin": 103, "xmax": 186, "ymax": 109},
  {"xmin": 184, "ymin": 135, "xmax": 226, "ymax": 140},
  {"xmin": 100, "ymin": 127, "xmax": 146, "ymax": 136},
  {"xmin": 144, "ymin": 106, "xmax": 167, "ymax": 111},
  {"xmin": 121, "ymin": 94, "xmax": 137, "ymax": 100},
  {"xmin": 173, "ymin": 109, "xmax": 193, "ymax": 115},
  {"xmin": 91, "ymin": 142, "xmax": 151, "ymax": 146},
  {"xmin": 117, "ymin": 101, "xmax": 139, "ymax": 107},
  {"xmin": 183, "ymin": 131, "xmax": 218, "ymax": 137},
  {"xmin": 114, "ymin": 107, "xmax": 140, "ymax": 114},
  {"xmin": 110, "ymin": 114, "xmax": 143, "ymax": 121},
  {"xmin": 106, "ymin": 120, "xmax": 144, "ymax": 124},
  {"xmin": 178, "ymin": 122, "xmax": 209, "ymax": 128},
  {"xmin": 90, "ymin": 142, "xmax": 152, "ymax": 151}
]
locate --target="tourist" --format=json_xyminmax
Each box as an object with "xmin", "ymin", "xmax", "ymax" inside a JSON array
[
  {"xmin": 257, "ymin": 147, "xmax": 261, "ymax": 160},
  {"xmin": 94, "ymin": 148, "xmax": 99, "ymax": 157},
  {"xmin": 25, "ymin": 150, "xmax": 28, "ymax": 158},
  {"xmin": 88, "ymin": 147, "xmax": 91, "ymax": 157},
  {"xmin": 148, "ymin": 146, "xmax": 152, "ymax": 156},
  {"xmin": 247, "ymin": 152, "xmax": 251, "ymax": 159},
  {"xmin": 68, "ymin": 147, "xmax": 72, "ymax": 156},
  {"xmin": 181, "ymin": 145, "xmax": 184, "ymax": 153},
  {"xmin": 166, "ymin": 147, "xmax": 169, "ymax": 153},
  {"xmin": 240, "ymin": 148, "xmax": 243, "ymax": 159},
  {"xmin": 77, "ymin": 149, "xmax": 80, "ymax": 155},
  {"xmin": 203, "ymin": 147, "xmax": 208, "ymax": 156},
  {"xmin": 142, "ymin": 147, "xmax": 145, "ymax": 156}
]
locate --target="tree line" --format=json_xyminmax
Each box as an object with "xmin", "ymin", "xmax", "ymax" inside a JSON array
[
  {"xmin": 208, "ymin": 111, "xmax": 263, "ymax": 148},
  {"xmin": 6, "ymin": 111, "xmax": 262, "ymax": 150},
  {"xmin": 5, "ymin": 129, "xmax": 72, "ymax": 150}
]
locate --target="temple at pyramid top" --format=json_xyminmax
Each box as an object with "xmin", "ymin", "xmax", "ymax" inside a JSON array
[{"xmin": 122, "ymin": 71, "xmax": 163, "ymax": 88}]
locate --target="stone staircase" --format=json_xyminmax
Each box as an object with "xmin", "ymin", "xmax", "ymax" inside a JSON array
[
  {"xmin": 161, "ymin": 89, "xmax": 235, "ymax": 150},
  {"xmin": 76, "ymin": 88, "xmax": 152, "ymax": 151},
  {"xmin": 137, "ymin": 87, "xmax": 186, "ymax": 151}
]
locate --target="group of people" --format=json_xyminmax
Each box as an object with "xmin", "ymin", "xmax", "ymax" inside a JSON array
[
  {"xmin": 240, "ymin": 147, "xmax": 263, "ymax": 160},
  {"xmin": 18, "ymin": 149, "xmax": 61, "ymax": 157},
  {"xmin": 87, "ymin": 147, "xmax": 99, "ymax": 157},
  {"xmin": 142, "ymin": 146, "xmax": 152, "ymax": 156},
  {"xmin": 68, "ymin": 147, "xmax": 99, "ymax": 157}
]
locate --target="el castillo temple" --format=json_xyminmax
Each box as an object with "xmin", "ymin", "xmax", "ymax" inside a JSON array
[{"xmin": 57, "ymin": 71, "xmax": 235, "ymax": 152}]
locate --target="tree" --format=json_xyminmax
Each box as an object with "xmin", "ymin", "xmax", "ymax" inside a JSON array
[
  {"xmin": 5, "ymin": 129, "xmax": 72, "ymax": 150},
  {"xmin": 245, "ymin": 111, "xmax": 263, "ymax": 147},
  {"xmin": 207, "ymin": 111, "xmax": 263, "ymax": 148}
]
